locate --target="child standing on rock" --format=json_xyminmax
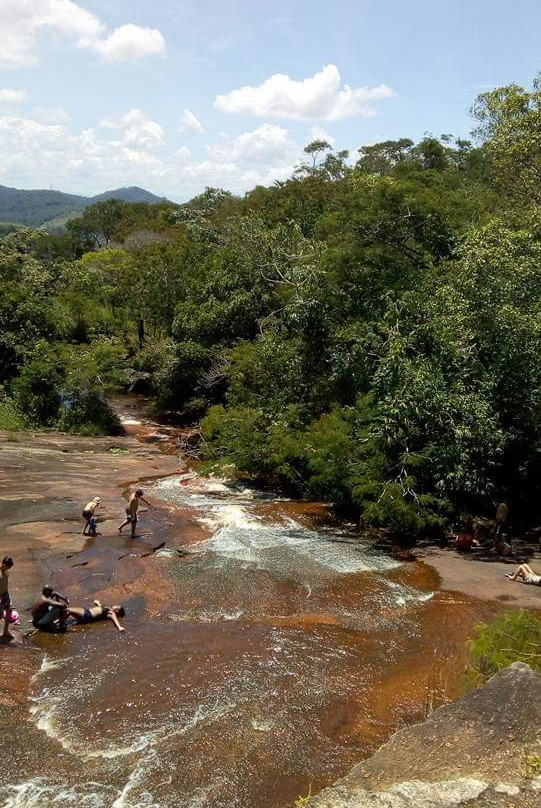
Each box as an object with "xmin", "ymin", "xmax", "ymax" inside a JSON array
[
  {"xmin": 82, "ymin": 496, "xmax": 101, "ymax": 536},
  {"xmin": 1, "ymin": 556, "xmax": 14, "ymax": 641}
]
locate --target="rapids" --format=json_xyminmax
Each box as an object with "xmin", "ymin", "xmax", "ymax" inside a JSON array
[{"xmin": 0, "ymin": 408, "xmax": 496, "ymax": 808}]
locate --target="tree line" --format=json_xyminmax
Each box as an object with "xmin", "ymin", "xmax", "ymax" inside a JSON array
[{"xmin": 1, "ymin": 78, "xmax": 540, "ymax": 535}]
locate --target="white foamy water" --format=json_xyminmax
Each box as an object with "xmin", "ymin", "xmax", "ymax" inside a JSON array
[
  {"xmin": 153, "ymin": 476, "xmax": 400, "ymax": 577},
  {"xmin": 1, "ymin": 780, "xmax": 114, "ymax": 808},
  {"xmin": 385, "ymin": 580, "xmax": 434, "ymax": 607},
  {"xmin": 36, "ymin": 655, "xmax": 64, "ymax": 675},
  {"xmin": 119, "ymin": 416, "xmax": 142, "ymax": 426}
]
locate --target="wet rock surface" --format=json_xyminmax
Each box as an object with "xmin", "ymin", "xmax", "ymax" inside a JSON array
[{"xmin": 308, "ymin": 662, "xmax": 541, "ymax": 808}]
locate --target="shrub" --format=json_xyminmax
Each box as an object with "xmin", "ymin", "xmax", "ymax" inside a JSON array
[
  {"xmin": 0, "ymin": 398, "xmax": 26, "ymax": 431},
  {"xmin": 57, "ymin": 388, "xmax": 122, "ymax": 436},
  {"xmin": 463, "ymin": 610, "xmax": 541, "ymax": 690},
  {"xmin": 12, "ymin": 358, "xmax": 63, "ymax": 425}
]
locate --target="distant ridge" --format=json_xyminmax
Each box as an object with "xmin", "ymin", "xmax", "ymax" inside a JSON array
[{"xmin": 0, "ymin": 183, "xmax": 167, "ymax": 228}]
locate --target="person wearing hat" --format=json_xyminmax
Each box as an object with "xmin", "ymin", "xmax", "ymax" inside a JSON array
[{"xmin": 82, "ymin": 496, "xmax": 101, "ymax": 537}]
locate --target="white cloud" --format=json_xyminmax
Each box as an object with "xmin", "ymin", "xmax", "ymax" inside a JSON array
[
  {"xmin": 31, "ymin": 105, "xmax": 71, "ymax": 124},
  {"xmin": 85, "ymin": 23, "xmax": 165, "ymax": 63},
  {"xmin": 207, "ymin": 123, "xmax": 296, "ymax": 165},
  {"xmin": 215, "ymin": 64, "xmax": 394, "ymax": 121},
  {"xmin": 172, "ymin": 123, "xmax": 299, "ymax": 193},
  {"xmin": 100, "ymin": 109, "xmax": 166, "ymax": 150},
  {"xmin": 0, "ymin": 113, "xmax": 167, "ymax": 192},
  {"xmin": 0, "ymin": 0, "xmax": 165, "ymax": 69},
  {"xmin": 308, "ymin": 126, "xmax": 336, "ymax": 148},
  {"xmin": 0, "ymin": 113, "xmax": 302, "ymax": 200},
  {"xmin": 179, "ymin": 109, "xmax": 205, "ymax": 135},
  {"xmin": 0, "ymin": 89, "xmax": 27, "ymax": 103}
]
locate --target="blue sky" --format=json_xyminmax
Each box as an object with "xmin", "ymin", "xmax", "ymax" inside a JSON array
[{"xmin": 0, "ymin": 0, "xmax": 538, "ymax": 200}]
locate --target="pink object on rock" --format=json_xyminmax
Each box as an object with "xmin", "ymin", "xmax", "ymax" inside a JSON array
[{"xmin": 1, "ymin": 609, "xmax": 20, "ymax": 625}]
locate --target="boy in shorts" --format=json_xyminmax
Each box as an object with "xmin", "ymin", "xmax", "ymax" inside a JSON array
[
  {"xmin": 118, "ymin": 489, "xmax": 153, "ymax": 538},
  {"xmin": 1, "ymin": 556, "xmax": 14, "ymax": 640}
]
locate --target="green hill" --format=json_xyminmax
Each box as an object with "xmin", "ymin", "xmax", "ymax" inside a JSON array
[{"xmin": 0, "ymin": 184, "xmax": 165, "ymax": 228}]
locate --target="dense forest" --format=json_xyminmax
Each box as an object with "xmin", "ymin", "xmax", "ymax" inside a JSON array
[{"xmin": 1, "ymin": 79, "xmax": 540, "ymax": 535}]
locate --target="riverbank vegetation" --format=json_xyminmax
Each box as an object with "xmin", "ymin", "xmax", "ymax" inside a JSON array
[
  {"xmin": 463, "ymin": 611, "xmax": 541, "ymax": 690},
  {"xmin": 1, "ymin": 78, "xmax": 541, "ymax": 533}
]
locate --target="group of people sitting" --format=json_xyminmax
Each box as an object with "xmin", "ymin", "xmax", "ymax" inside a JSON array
[
  {"xmin": 31, "ymin": 586, "xmax": 125, "ymax": 633},
  {"xmin": 453, "ymin": 501, "xmax": 513, "ymax": 555}
]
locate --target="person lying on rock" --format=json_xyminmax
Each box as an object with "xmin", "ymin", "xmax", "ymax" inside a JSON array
[
  {"xmin": 31, "ymin": 586, "xmax": 70, "ymax": 632},
  {"xmin": 82, "ymin": 496, "xmax": 101, "ymax": 536},
  {"xmin": 67, "ymin": 601, "xmax": 126, "ymax": 632},
  {"xmin": 505, "ymin": 563, "xmax": 541, "ymax": 587},
  {"xmin": 1, "ymin": 556, "xmax": 14, "ymax": 640},
  {"xmin": 118, "ymin": 489, "xmax": 153, "ymax": 538}
]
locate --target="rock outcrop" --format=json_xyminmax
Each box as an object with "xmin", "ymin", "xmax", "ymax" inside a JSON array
[{"xmin": 309, "ymin": 662, "xmax": 541, "ymax": 808}]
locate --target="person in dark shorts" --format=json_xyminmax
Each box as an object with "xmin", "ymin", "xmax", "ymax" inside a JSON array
[
  {"xmin": 1, "ymin": 556, "xmax": 14, "ymax": 639},
  {"xmin": 118, "ymin": 489, "xmax": 153, "ymax": 538},
  {"xmin": 31, "ymin": 586, "xmax": 70, "ymax": 632},
  {"xmin": 82, "ymin": 496, "xmax": 101, "ymax": 536},
  {"xmin": 67, "ymin": 601, "xmax": 125, "ymax": 632}
]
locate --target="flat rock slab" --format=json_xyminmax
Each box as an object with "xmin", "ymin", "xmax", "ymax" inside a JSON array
[
  {"xmin": 0, "ymin": 428, "xmax": 180, "ymax": 612},
  {"xmin": 309, "ymin": 662, "xmax": 541, "ymax": 808},
  {"xmin": 419, "ymin": 547, "xmax": 541, "ymax": 610}
]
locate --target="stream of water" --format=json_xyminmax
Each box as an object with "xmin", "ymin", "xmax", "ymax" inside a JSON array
[{"xmin": 0, "ymin": 409, "xmax": 489, "ymax": 808}]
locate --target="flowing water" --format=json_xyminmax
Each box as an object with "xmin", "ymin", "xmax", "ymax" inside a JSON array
[{"xmin": 0, "ymin": 408, "xmax": 496, "ymax": 808}]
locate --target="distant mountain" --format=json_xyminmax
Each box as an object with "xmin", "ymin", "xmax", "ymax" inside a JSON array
[{"xmin": 0, "ymin": 184, "xmax": 166, "ymax": 228}]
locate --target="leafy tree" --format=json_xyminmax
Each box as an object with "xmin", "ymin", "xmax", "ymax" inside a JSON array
[
  {"xmin": 472, "ymin": 76, "xmax": 541, "ymax": 205},
  {"xmin": 66, "ymin": 199, "xmax": 126, "ymax": 248}
]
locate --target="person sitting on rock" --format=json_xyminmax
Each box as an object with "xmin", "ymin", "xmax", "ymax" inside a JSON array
[
  {"xmin": 454, "ymin": 517, "xmax": 481, "ymax": 551},
  {"xmin": 31, "ymin": 586, "xmax": 70, "ymax": 632},
  {"xmin": 67, "ymin": 600, "xmax": 125, "ymax": 632},
  {"xmin": 82, "ymin": 496, "xmax": 101, "ymax": 536},
  {"xmin": 505, "ymin": 563, "xmax": 541, "ymax": 587}
]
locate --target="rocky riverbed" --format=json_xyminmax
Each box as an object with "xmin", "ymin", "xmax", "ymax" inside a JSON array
[{"xmin": 0, "ymin": 414, "xmax": 538, "ymax": 808}]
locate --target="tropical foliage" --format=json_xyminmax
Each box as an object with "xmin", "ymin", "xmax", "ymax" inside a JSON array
[{"xmin": 1, "ymin": 78, "xmax": 540, "ymax": 531}]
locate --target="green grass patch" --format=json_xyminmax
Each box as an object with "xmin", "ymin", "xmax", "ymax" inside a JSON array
[
  {"xmin": 0, "ymin": 399, "xmax": 27, "ymax": 431},
  {"xmin": 463, "ymin": 610, "xmax": 541, "ymax": 690}
]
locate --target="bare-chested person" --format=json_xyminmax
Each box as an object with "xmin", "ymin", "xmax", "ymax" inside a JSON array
[
  {"xmin": 118, "ymin": 489, "xmax": 152, "ymax": 538},
  {"xmin": 67, "ymin": 601, "xmax": 125, "ymax": 632},
  {"xmin": 82, "ymin": 496, "xmax": 101, "ymax": 536},
  {"xmin": 1, "ymin": 556, "xmax": 14, "ymax": 639},
  {"xmin": 31, "ymin": 586, "xmax": 69, "ymax": 632}
]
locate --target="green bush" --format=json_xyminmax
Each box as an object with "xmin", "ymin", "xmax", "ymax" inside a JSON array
[
  {"xmin": 0, "ymin": 398, "xmax": 26, "ymax": 431},
  {"xmin": 463, "ymin": 610, "xmax": 541, "ymax": 690},
  {"xmin": 57, "ymin": 388, "xmax": 122, "ymax": 436},
  {"xmin": 12, "ymin": 358, "xmax": 63, "ymax": 425},
  {"xmin": 62, "ymin": 337, "xmax": 127, "ymax": 391},
  {"xmin": 154, "ymin": 341, "xmax": 215, "ymax": 414}
]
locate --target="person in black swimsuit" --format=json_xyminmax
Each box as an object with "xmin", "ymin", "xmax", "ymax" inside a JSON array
[{"xmin": 67, "ymin": 601, "xmax": 125, "ymax": 632}]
